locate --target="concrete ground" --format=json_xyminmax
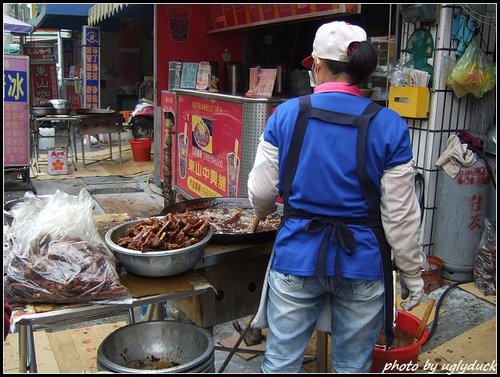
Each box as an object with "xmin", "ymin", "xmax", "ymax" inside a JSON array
[{"xmin": 3, "ymin": 136, "xmax": 497, "ymax": 373}]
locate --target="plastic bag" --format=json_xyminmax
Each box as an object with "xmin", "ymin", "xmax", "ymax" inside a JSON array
[
  {"xmin": 447, "ymin": 38, "xmax": 496, "ymax": 99},
  {"xmin": 473, "ymin": 219, "xmax": 496, "ymax": 296},
  {"xmin": 4, "ymin": 189, "xmax": 130, "ymax": 304},
  {"xmin": 388, "ymin": 55, "xmax": 414, "ymax": 87}
]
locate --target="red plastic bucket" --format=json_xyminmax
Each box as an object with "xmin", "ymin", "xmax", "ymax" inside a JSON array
[
  {"xmin": 129, "ymin": 138, "xmax": 151, "ymax": 162},
  {"xmin": 371, "ymin": 310, "xmax": 429, "ymax": 373}
]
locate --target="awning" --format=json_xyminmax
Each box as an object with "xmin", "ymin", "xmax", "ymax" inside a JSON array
[
  {"xmin": 29, "ymin": 4, "xmax": 94, "ymax": 31},
  {"xmin": 4, "ymin": 15, "xmax": 34, "ymax": 34},
  {"xmin": 88, "ymin": 4, "xmax": 129, "ymax": 26}
]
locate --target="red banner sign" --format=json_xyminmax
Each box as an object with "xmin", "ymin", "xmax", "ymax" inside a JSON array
[
  {"xmin": 204, "ymin": 4, "xmax": 361, "ymax": 32},
  {"xmin": 30, "ymin": 62, "xmax": 58, "ymax": 104},
  {"xmin": 23, "ymin": 43, "xmax": 56, "ymax": 61}
]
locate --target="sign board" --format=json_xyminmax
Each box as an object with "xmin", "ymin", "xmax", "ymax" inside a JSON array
[
  {"xmin": 246, "ymin": 68, "xmax": 277, "ymax": 98},
  {"xmin": 175, "ymin": 94, "xmax": 243, "ymax": 198},
  {"xmin": 204, "ymin": 4, "xmax": 361, "ymax": 33},
  {"xmin": 82, "ymin": 26, "xmax": 100, "ymax": 109},
  {"xmin": 196, "ymin": 61, "xmax": 211, "ymax": 91},
  {"xmin": 180, "ymin": 62, "xmax": 198, "ymax": 89},
  {"xmin": 29, "ymin": 62, "xmax": 58, "ymax": 103},
  {"xmin": 3, "ymin": 55, "xmax": 31, "ymax": 167},
  {"xmin": 23, "ymin": 42, "xmax": 58, "ymax": 103},
  {"xmin": 23, "ymin": 43, "xmax": 56, "ymax": 61}
]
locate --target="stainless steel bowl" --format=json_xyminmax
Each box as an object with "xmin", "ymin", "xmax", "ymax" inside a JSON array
[
  {"xmin": 104, "ymin": 217, "xmax": 213, "ymax": 277},
  {"xmin": 48, "ymin": 99, "xmax": 70, "ymax": 109},
  {"xmin": 97, "ymin": 320, "xmax": 215, "ymax": 373}
]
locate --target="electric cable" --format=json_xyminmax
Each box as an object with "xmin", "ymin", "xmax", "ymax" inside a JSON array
[
  {"xmin": 424, "ymin": 280, "xmax": 474, "ymax": 344},
  {"xmin": 145, "ymin": 173, "xmax": 164, "ymax": 196}
]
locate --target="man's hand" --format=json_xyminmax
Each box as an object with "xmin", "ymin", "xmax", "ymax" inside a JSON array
[{"xmin": 399, "ymin": 271, "xmax": 424, "ymax": 311}]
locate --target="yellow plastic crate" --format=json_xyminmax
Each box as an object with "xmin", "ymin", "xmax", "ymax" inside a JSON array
[{"xmin": 388, "ymin": 86, "xmax": 430, "ymax": 119}]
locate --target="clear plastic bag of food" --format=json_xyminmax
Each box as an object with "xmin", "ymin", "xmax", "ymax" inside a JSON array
[
  {"xmin": 473, "ymin": 218, "xmax": 496, "ymax": 296},
  {"xmin": 4, "ymin": 189, "xmax": 130, "ymax": 304}
]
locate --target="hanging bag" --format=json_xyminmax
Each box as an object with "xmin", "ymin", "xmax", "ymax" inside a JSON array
[{"xmin": 447, "ymin": 38, "xmax": 496, "ymax": 99}]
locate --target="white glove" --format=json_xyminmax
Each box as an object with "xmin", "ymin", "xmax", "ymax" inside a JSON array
[{"xmin": 399, "ymin": 270, "xmax": 424, "ymax": 311}]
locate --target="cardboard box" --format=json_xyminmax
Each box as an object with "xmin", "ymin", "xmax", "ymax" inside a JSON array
[
  {"xmin": 388, "ymin": 86, "xmax": 430, "ymax": 119},
  {"xmin": 47, "ymin": 147, "xmax": 68, "ymax": 175}
]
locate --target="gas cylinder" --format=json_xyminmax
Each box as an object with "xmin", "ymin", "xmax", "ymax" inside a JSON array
[{"xmin": 432, "ymin": 157, "xmax": 491, "ymax": 281}]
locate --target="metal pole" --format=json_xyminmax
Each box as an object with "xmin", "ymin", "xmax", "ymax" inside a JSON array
[
  {"xmin": 163, "ymin": 113, "xmax": 176, "ymax": 207},
  {"xmin": 316, "ymin": 331, "xmax": 328, "ymax": 372}
]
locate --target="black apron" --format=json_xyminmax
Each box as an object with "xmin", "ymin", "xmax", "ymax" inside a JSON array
[{"xmin": 280, "ymin": 94, "xmax": 394, "ymax": 347}]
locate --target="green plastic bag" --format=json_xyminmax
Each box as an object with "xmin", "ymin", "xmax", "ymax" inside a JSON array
[{"xmin": 447, "ymin": 38, "xmax": 496, "ymax": 99}]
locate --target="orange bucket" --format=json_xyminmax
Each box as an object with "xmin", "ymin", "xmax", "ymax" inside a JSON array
[
  {"xmin": 371, "ymin": 310, "xmax": 429, "ymax": 373},
  {"xmin": 129, "ymin": 138, "xmax": 151, "ymax": 162}
]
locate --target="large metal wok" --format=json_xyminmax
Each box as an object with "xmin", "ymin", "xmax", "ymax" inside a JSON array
[
  {"xmin": 161, "ymin": 197, "xmax": 282, "ymax": 244},
  {"xmin": 73, "ymin": 108, "xmax": 116, "ymax": 115}
]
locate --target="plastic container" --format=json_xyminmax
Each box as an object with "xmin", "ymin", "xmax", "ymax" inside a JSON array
[
  {"xmin": 129, "ymin": 138, "xmax": 151, "ymax": 162},
  {"xmin": 371, "ymin": 310, "xmax": 429, "ymax": 373},
  {"xmin": 38, "ymin": 127, "xmax": 55, "ymax": 150}
]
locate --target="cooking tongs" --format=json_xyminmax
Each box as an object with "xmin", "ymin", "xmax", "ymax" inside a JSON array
[{"xmin": 251, "ymin": 216, "xmax": 260, "ymax": 233}]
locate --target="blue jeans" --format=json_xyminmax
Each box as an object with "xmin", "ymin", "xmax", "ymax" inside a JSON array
[{"xmin": 261, "ymin": 269, "xmax": 384, "ymax": 373}]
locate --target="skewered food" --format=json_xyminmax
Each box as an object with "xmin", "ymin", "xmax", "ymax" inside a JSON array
[{"xmin": 116, "ymin": 212, "xmax": 210, "ymax": 252}]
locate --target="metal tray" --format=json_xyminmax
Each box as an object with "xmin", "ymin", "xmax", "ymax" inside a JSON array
[{"xmin": 74, "ymin": 108, "xmax": 116, "ymax": 115}]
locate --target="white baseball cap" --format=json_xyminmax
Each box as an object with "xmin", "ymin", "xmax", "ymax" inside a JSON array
[{"xmin": 302, "ymin": 21, "xmax": 367, "ymax": 69}]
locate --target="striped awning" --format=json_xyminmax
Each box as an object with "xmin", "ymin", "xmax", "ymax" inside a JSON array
[{"xmin": 88, "ymin": 4, "xmax": 129, "ymax": 26}]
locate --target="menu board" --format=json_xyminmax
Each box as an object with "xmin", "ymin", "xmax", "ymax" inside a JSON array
[
  {"xmin": 204, "ymin": 4, "xmax": 361, "ymax": 32},
  {"xmin": 3, "ymin": 55, "xmax": 30, "ymax": 167},
  {"xmin": 175, "ymin": 94, "xmax": 243, "ymax": 198}
]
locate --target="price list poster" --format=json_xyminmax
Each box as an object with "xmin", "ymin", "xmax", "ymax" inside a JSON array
[{"xmin": 3, "ymin": 55, "xmax": 31, "ymax": 167}]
